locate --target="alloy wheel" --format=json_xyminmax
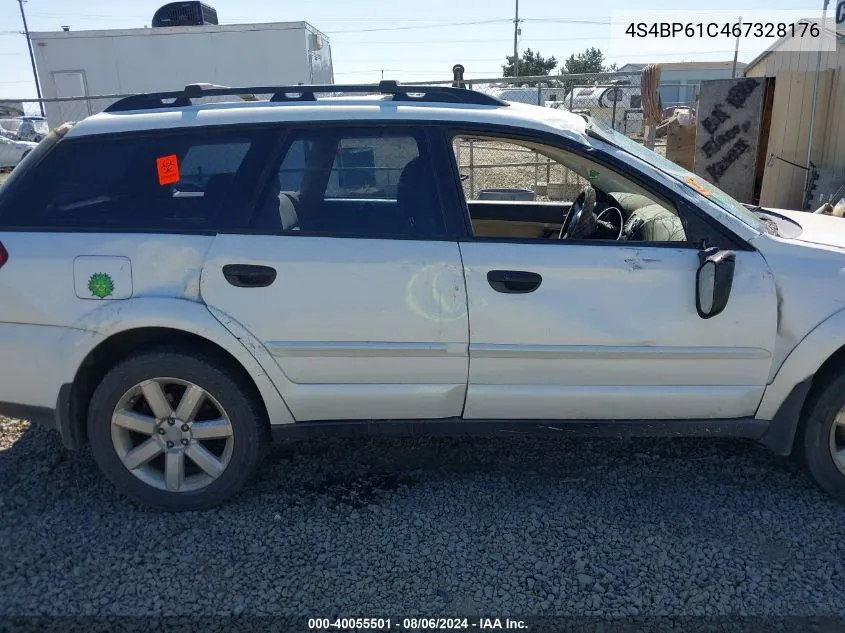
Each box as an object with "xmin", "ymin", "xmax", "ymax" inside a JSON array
[{"xmin": 110, "ymin": 378, "xmax": 234, "ymax": 493}]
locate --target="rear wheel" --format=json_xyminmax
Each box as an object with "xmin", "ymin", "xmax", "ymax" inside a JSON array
[
  {"xmin": 797, "ymin": 371, "xmax": 845, "ymax": 504},
  {"xmin": 87, "ymin": 347, "xmax": 266, "ymax": 510}
]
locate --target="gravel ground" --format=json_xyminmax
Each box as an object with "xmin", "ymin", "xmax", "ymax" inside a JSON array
[{"xmin": 2, "ymin": 415, "xmax": 845, "ymax": 623}]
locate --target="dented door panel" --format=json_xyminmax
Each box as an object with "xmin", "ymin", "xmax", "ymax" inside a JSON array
[
  {"xmin": 460, "ymin": 241, "xmax": 778, "ymax": 420},
  {"xmin": 200, "ymin": 234, "xmax": 470, "ymax": 421}
]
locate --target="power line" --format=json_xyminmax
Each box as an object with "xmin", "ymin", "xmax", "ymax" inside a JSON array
[
  {"xmin": 325, "ymin": 19, "xmax": 511, "ymax": 34},
  {"xmin": 330, "ymin": 36, "xmax": 601, "ymax": 44},
  {"xmin": 25, "ymin": 11, "xmax": 512, "ymax": 30},
  {"xmin": 524, "ymin": 18, "xmax": 611, "ymax": 24},
  {"xmin": 335, "ymin": 69, "xmax": 502, "ymax": 74},
  {"xmin": 341, "ymin": 57, "xmax": 511, "ymax": 63}
]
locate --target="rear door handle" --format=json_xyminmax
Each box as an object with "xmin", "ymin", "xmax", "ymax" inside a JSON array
[
  {"xmin": 486, "ymin": 270, "xmax": 542, "ymax": 294},
  {"xmin": 222, "ymin": 264, "xmax": 277, "ymax": 288}
]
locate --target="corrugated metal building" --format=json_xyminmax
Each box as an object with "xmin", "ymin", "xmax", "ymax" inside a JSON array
[{"xmin": 744, "ymin": 15, "xmax": 845, "ymax": 209}]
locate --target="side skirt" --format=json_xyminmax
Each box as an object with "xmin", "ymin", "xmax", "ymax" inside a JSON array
[{"xmin": 271, "ymin": 417, "xmax": 770, "ymax": 443}]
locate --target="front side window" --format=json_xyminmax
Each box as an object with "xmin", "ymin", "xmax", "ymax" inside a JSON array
[
  {"xmin": 252, "ymin": 127, "xmax": 446, "ymax": 238},
  {"xmin": 452, "ymin": 133, "xmax": 686, "ymax": 243},
  {"xmin": 0, "ymin": 128, "xmax": 270, "ymax": 231}
]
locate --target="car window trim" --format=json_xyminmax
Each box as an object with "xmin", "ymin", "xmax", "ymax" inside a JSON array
[{"xmin": 435, "ymin": 123, "xmax": 753, "ymax": 251}]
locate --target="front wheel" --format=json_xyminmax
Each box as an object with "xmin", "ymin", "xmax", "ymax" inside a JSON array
[
  {"xmin": 797, "ymin": 371, "xmax": 845, "ymax": 504},
  {"xmin": 87, "ymin": 347, "xmax": 266, "ymax": 510}
]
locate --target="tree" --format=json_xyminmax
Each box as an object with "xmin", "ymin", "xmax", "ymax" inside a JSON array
[
  {"xmin": 557, "ymin": 47, "xmax": 618, "ymax": 93},
  {"xmin": 560, "ymin": 47, "xmax": 615, "ymax": 75},
  {"xmin": 502, "ymin": 48, "xmax": 558, "ymax": 81}
]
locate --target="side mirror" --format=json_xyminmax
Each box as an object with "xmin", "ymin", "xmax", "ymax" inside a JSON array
[{"xmin": 696, "ymin": 248, "xmax": 736, "ymax": 319}]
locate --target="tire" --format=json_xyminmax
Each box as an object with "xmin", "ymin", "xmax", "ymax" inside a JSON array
[
  {"xmin": 87, "ymin": 346, "xmax": 266, "ymax": 510},
  {"xmin": 797, "ymin": 371, "xmax": 845, "ymax": 504}
]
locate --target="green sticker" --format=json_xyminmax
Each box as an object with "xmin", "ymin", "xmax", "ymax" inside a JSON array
[
  {"xmin": 88, "ymin": 272, "xmax": 115, "ymax": 299},
  {"xmin": 588, "ymin": 169, "xmax": 600, "ymax": 180}
]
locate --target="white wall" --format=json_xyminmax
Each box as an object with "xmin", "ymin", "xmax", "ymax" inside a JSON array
[{"xmin": 31, "ymin": 24, "xmax": 331, "ymax": 128}]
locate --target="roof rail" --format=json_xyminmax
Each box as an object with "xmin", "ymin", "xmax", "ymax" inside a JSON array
[{"xmin": 104, "ymin": 80, "xmax": 509, "ymax": 113}]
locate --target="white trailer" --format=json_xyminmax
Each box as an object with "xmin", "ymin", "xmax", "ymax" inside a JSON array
[{"xmin": 30, "ymin": 21, "xmax": 334, "ymax": 129}]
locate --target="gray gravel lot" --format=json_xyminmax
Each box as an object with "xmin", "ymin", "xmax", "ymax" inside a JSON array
[{"xmin": 2, "ymin": 416, "xmax": 845, "ymax": 623}]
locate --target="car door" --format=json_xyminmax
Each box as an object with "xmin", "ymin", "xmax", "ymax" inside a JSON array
[
  {"xmin": 200, "ymin": 124, "xmax": 469, "ymax": 422},
  {"xmin": 444, "ymin": 127, "xmax": 778, "ymax": 421}
]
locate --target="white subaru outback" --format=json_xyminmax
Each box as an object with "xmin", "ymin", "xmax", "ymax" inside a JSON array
[{"xmin": 1, "ymin": 81, "xmax": 844, "ymax": 510}]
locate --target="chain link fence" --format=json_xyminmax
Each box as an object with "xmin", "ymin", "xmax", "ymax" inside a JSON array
[
  {"xmin": 427, "ymin": 72, "xmax": 630, "ymax": 203},
  {"xmin": 412, "ymin": 71, "xmax": 646, "ymax": 137},
  {"xmin": 424, "ymin": 73, "xmax": 699, "ymax": 203},
  {"xmin": 3, "ymin": 69, "xmax": 698, "ymax": 137},
  {"xmin": 3, "ymin": 71, "xmax": 698, "ymax": 201}
]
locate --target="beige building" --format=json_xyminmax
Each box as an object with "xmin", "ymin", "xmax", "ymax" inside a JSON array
[{"xmin": 744, "ymin": 17, "xmax": 845, "ymax": 209}]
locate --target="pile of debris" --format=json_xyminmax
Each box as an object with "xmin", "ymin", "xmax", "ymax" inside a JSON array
[{"xmin": 813, "ymin": 194, "xmax": 845, "ymax": 218}]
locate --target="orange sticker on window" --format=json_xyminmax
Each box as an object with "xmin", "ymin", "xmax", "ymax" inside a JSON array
[
  {"xmin": 156, "ymin": 154, "xmax": 180, "ymax": 185},
  {"xmin": 686, "ymin": 175, "xmax": 711, "ymax": 197}
]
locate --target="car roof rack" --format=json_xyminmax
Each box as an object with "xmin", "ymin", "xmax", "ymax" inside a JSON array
[{"xmin": 104, "ymin": 80, "xmax": 509, "ymax": 113}]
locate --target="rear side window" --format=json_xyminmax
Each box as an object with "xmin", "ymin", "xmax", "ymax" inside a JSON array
[
  {"xmin": 251, "ymin": 127, "xmax": 446, "ymax": 238},
  {"xmin": 0, "ymin": 128, "xmax": 274, "ymax": 231},
  {"xmin": 324, "ymin": 136, "xmax": 420, "ymax": 200}
]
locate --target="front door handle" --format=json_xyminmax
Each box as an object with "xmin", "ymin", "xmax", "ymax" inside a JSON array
[
  {"xmin": 222, "ymin": 264, "xmax": 277, "ymax": 288},
  {"xmin": 486, "ymin": 270, "xmax": 542, "ymax": 294}
]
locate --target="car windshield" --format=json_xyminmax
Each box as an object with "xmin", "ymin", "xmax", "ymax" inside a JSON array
[{"xmin": 585, "ymin": 117, "xmax": 766, "ymax": 234}]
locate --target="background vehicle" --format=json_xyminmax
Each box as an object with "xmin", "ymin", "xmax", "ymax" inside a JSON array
[
  {"xmin": 483, "ymin": 84, "xmax": 567, "ymax": 105},
  {"xmin": 0, "ymin": 117, "xmax": 49, "ymax": 143},
  {"xmin": 0, "ymin": 136, "xmax": 38, "ymax": 169},
  {"xmin": 3, "ymin": 82, "xmax": 845, "ymax": 511},
  {"xmin": 561, "ymin": 83, "xmax": 645, "ymax": 134}
]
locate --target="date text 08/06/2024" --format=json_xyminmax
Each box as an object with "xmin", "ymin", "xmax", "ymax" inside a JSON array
[{"xmin": 307, "ymin": 617, "xmax": 528, "ymax": 630}]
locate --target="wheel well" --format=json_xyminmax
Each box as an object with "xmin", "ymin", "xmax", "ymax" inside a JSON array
[
  {"xmin": 795, "ymin": 343, "xmax": 845, "ymax": 438},
  {"xmin": 808, "ymin": 344, "xmax": 845, "ymax": 398},
  {"xmin": 67, "ymin": 327, "xmax": 269, "ymax": 447},
  {"xmin": 763, "ymin": 342, "xmax": 845, "ymax": 456}
]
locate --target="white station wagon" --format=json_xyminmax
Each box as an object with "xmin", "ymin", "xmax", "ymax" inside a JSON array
[
  {"xmin": 0, "ymin": 134, "xmax": 38, "ymax": 169},
  {"xmin": 1, "ymin": 81, "xmax": 844, "ymax": 510}
]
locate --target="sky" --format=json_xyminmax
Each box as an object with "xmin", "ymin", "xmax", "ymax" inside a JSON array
[{"xmin": 0, "ymin": 0, "xmax": 826, "ymax": 99}]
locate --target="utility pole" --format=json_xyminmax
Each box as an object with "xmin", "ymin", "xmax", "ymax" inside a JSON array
[
  {"xmin": 17, "ymin": 0, "xmax": 44, "ymax": 116},
  {"xmin": 731, "ymin": 16, "xmax": 742, "ymax": 78},
  {"xmin": 806, "ymin": 0, "xmax": 831, "ymax": 207},
  {"xmin": 513, "ymin": 0, "xmax": 520, "ymax": 77}
]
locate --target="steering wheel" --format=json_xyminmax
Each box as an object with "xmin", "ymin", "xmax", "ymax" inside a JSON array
[
  {"xmin": 595, "ymin": 206, "xmax": 624, "ymax": 240},
  {"xmin": 558, "ymin": 185, "xmax": 597, "ymax": 240}
]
